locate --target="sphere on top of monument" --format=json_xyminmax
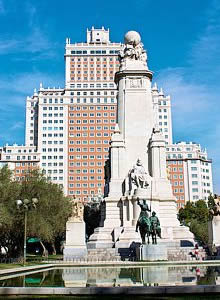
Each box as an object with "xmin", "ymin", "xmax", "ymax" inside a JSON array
[{"xmin": 124, "ymin": 31, "xmax": 141, "ymax": 46}]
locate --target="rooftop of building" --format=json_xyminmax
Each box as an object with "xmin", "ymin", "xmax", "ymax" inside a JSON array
[
  {"xmin": 166, "ymin": 142, "xmax": 203, "ymax": 151},
  {"xmin": 166, "ymin": 142, "xmax": 212, "ymax": 162},
  {"xmin": 0, "ymin": 144, "xmax": 38, "ymax": 153},
  {"xmin": 65, "ymin": 27, "xmax": 121, "ymax": 46},
  {"xmin": 152, "ymin": 83, "xmax": 170, "ymax": 99},
  {"xmin": 27, "ymin": 82, "xmax": 172, "ymax": 100}
]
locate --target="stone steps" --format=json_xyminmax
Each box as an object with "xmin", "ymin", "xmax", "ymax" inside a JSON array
[
  {"xmin": 87, "ymin": 248, "xmax": 121, "ymax": 262},
  {"xmin": 168, "ymin": 248, "xmax": 206, "ymax": 261}
]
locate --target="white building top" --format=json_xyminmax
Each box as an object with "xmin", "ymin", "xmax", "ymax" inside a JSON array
[
  {"xmin": 0, "ymin": 144, "xmax": 40, "ymax": 162},
  {"xmin": 166, "ymin": 142, "xmax": 211, "ymax": 162},
  {"xmin": 87, "ymin": 26, "xmax": 110, "ymax": 44}
]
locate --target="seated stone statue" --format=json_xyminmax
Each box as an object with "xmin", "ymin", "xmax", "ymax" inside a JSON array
[
  {"xmin": 149, "ymin": 211, "xmax": 161, "ymax": 238},
  {"xmin": 129, "ymin": 158, "xmax": 149, "ymax": 189}
]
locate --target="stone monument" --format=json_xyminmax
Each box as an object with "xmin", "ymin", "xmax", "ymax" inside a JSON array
[
  {"xmin": 208, "ymin": 195, "xmax": 220, "ymax": 247},
  {"xmin": 64, "ymin": 199, "xmax": 87, "ymax": 260},
  {"xmin": 88, "ymin": 31, "xmax": 194, "ymax": 255}
]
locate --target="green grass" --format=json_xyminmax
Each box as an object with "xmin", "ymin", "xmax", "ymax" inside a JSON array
[
  {"xmin": 26, "ymin": 254, "xmax": 63, "ymax": 261},
  {"xmin": 0, "ymin": 263, "xmax": 23, "ymax": 269},
  {"xmin": 0, "ymin": 261, "xmax": 48, "ymax": 270},
  {"xmin": 0, "ymin": 254, "xmax": 63, "ymax": 270}
]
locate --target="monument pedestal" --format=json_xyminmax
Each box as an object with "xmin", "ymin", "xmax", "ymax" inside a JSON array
[
  {"xmin": 139, "ymin": 244, "xmax": 168, "ymax": 261},
  {"xmin": 115, "ymin": 226, "xmax": 141, "ymax": 248},
  {"xmin": 208, "ymin": 216, "xmax": 220, "ymax": 246},
  {"xmin": 64, "ymin": 221, "xmax": 87, "ymax": 260},
  {"xmin": 87, "ymin": 227, "xmax": 113, "ymax": 249}
]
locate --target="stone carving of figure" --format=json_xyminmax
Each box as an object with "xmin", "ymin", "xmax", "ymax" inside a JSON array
[
  {"xmin": 70, "ymin": 199, "xmax": 84, "ymax": 222},
  {"xmin": 210, "ymin": 195, "xmax": 220, "ymax": 217},
  {"xmin": 140, "ymin": 50, "xmax": 147, "ymax": 63},
  {"xmin": 129, "ymin": 158, "xmax": 149, "ymax": 189},
  {"xmin": 166, "ymin": 165, "xmax": 171, "ymax": 180},
  {"xmin": 119, "ymin": 31, "xmax": 147, "ymax": 66}
]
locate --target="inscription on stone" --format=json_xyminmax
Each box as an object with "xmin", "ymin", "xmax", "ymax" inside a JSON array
[{"xmin": 130, "ymin": 78, "xmax": 142, "ymax": 88}]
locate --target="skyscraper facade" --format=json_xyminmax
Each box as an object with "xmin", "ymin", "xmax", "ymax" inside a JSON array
[{"xmin": 166, "ymin": 142, "xmax": 213, "ymax": 208}]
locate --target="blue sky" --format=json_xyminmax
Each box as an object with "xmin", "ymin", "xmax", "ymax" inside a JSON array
[{"xmin": 0, "ymin": 0, "xmax": 219, "ymax": 193}]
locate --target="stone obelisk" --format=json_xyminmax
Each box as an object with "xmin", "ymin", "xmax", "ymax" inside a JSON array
[{"xmin": 88, "ymin": 31, "xmax": 194, "ymax": 250}]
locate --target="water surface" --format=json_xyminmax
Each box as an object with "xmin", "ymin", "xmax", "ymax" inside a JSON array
[{"xmin": 1, "ymin": 265, "xmax": 220, "ymax": 287}]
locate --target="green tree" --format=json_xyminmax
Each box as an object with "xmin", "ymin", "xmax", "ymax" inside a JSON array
[
  {"xmin": 20, "ymin": 170, "xmax": 72, "ymax": 254},
  {"xmin": 0, "ymin": 166, "xmax": 22, "ymax": 257},
  {"xmin": 0, "ymin": 166, "xmax": 72, "ymax": 257},
  {"xmin": 84, "ymin": 202, "xmax": 101, "ymax": 238},
  {"xmin": 207, "ymin": 194, "xmax": 216, "ymax": 215},
  {"xmin": 178, "ymin": 199, "xmax": 209, "ymax": 245}
]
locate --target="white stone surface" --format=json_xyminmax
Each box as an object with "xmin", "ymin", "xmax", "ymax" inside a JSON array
[
  {"xmin": 116, "ymin": 70, "xmax": 154, "ymax": 174},
  {"xmin": 141, "ymin": 244, "xmax": 168, "ymax": 261},
  {"xmin": 87, "ymin": 227, "xmax": 114, "ymax": 249},
  {"xmin": 209, "ymin": 216, "xmax": 220, "ymax": 246},
  {"xmin": 124, "ymin": 31, "xmax": 141, "ymax": 45},
  {"xmin": 115, "ymin": 226, "xmax": 141, "ymax": 248},
  {"xmin": 64, "ymin": 221, "xmax": 87, "ymax": 259}
]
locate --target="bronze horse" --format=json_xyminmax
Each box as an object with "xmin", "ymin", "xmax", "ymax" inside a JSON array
[{"xmin": 136, "ymin": 216, "xmax": 159, "ymax": 244}]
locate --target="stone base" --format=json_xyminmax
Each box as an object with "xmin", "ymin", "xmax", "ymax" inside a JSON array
[
  {"xmin": 115, "ymin": 226, "xmax": 141, "ymax": 248},
  {"xmin": 63, "ymin": 246, "xmax": 87, "ymax": 260},
  {"xmin": 208, "ymin": 216, "xmax": 220, "ymax": 246},
  {"xmin": 64, "ymin": 221, "xmax": 87, "ymax": 260},
  {"xmin": 87, "ymin": 196, "xmax": 195, "ymax": 253},
  {"xmin": 87, "ymin": 248, "xmax": 121, "ymax": 261},
  {"xmin": 87, "ymin": 227, "xmax": 113, "ymax": 249},
  {"xmin": 139, "ymin": 244, "xmax": 168, "ymax": 261}
]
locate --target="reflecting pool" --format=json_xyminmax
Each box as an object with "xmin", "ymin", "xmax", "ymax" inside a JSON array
[{"xmin": 1, "ymin": 265, "xmax": 220, "ymax": 287}]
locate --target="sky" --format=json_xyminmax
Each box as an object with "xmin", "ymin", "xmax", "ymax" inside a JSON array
[{"xmin": 0, "ymin": 0, "xmax": 219, "ymax": 193}]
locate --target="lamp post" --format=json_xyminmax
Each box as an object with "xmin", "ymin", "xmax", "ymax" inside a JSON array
[{"xmin": 16, "ymin": 198, "xmax": 38, "ymax": 266}]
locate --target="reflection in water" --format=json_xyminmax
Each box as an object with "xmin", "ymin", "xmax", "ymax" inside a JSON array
[{"xmin": 1, "ymin": 265, "xmax": 220, "ymax": 287}]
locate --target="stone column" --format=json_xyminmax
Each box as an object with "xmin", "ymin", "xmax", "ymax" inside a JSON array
[
  {"xmin": 115, "ymin": 68, "xmax": 153, "ymax": 175},
  {"xmin": 149, "ymin": 127, "xmax": 167, "ymax": 179},
  {"xmin": 132, "ymin": 198, "xmax": 139, "ymax": 226},
  {"xmin": 104, "ymin": 200, "xmax": 122, "ymax": 228},
  {"xmin": 122, "ymin": 198, "xmax": 130, "ymax": 226},
  {"xmin": 108, "ymin": 124, "xmax": 125, "ymax": 198}
]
